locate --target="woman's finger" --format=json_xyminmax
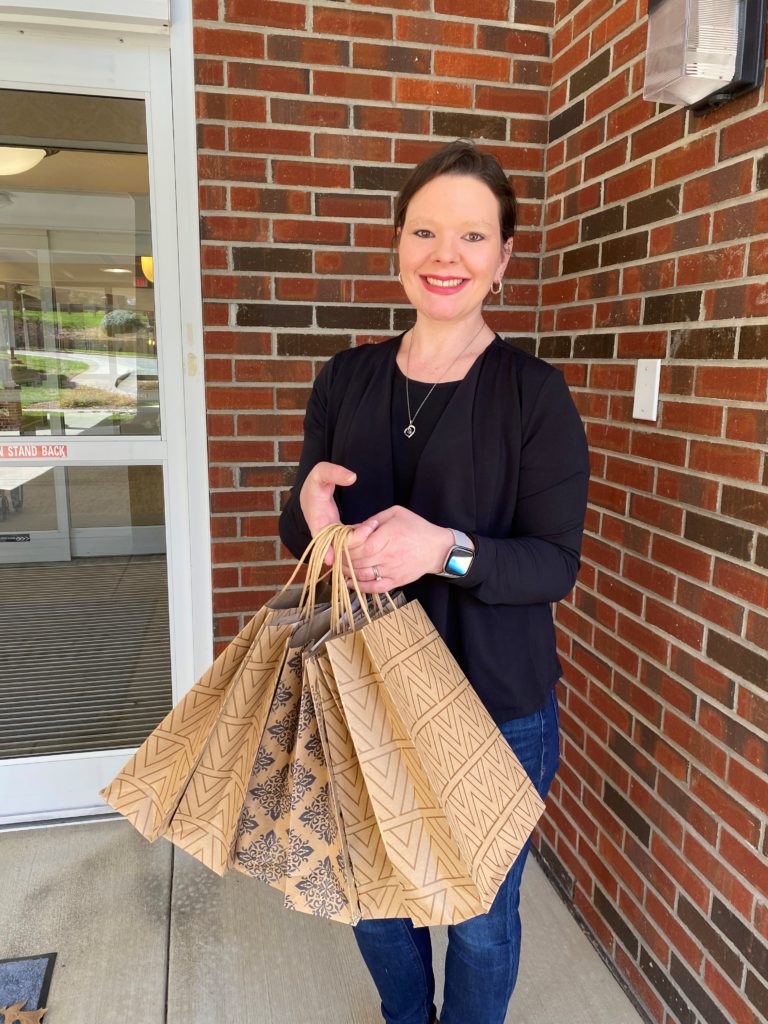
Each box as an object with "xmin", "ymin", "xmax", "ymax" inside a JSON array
[{"xmin": 347, "ymin": 520, "xmax": 380, "ymax": 550}]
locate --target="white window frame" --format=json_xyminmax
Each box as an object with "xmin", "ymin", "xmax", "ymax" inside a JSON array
[{"xmin": 0, "ymin": 1, "xmax": 212, "ymax": 823}]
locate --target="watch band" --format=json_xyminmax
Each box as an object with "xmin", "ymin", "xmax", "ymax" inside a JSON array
[{"xmin": 450, "ymin": 529, "xmax": 473, "ymax": 551}]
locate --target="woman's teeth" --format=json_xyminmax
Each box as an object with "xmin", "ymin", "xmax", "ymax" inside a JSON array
[{"xmin": 425, "ymin": 277, "xmax": 464, "ymax": 287}]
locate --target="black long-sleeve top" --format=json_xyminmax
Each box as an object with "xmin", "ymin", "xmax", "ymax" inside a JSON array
[{"xmin": 279, "ymin": 334, "xmax": 590, "ymax": 722}]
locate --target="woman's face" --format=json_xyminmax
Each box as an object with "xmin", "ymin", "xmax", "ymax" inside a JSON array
[{"xmin": 397, "ymin": 173, "xmax": 511, "ymax": 325}]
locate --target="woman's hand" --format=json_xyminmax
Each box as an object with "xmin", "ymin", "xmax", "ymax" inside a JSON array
[
  {"xmin": 299, "ymin": 461, "xmax": 356, "ymax": 537},
  {"xmin": 345, "ymin": 506, "xmax": 454, "ymax": 592},
  {"xmin": 299, "ymin": 461, "xmax": 379, "ymax": 566}
]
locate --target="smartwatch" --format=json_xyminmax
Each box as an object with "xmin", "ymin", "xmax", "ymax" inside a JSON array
[{"xmin": 437, "ymin": 529, "xmax": 475, "ymax": 578}]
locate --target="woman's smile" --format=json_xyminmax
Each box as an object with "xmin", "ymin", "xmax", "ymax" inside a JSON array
[{"xmin": 421, "ymin": 274, "xmax": 469, "ymax": 294}]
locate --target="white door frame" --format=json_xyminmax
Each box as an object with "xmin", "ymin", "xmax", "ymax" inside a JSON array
[{"xmin": 0, "ymin": 7, "xmax": 212, "ymax": 824}]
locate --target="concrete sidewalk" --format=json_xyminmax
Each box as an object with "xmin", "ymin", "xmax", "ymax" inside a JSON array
[{"xmin": 1, "ymin": 819, "xmax": 645, "ymax": 1023}]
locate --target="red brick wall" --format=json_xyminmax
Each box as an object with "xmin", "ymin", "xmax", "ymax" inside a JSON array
[
  {"xmin": 193, "ymin": 3, "xmax": 768, "ymax": 1022},
  {"xmin": 539, "ymin": 4, "xmax": 768, "ymax": 1024},
  {"xmin": 193, "ymin": 0, "xmax": 553, "ymax": 640}
]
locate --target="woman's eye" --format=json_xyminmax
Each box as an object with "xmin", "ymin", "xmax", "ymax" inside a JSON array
[
  {"xmin": 413, "ymin": 229, "xmax": 433, "ymax": 238},
  {"xmin": 464, "ymin": 232, "xmax": 485, "ymax": 242}
]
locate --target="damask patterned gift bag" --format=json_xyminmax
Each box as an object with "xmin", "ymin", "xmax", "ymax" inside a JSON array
[{"xmin": 231, "ymin": 609, "xmax": 358, "ymax": 923}]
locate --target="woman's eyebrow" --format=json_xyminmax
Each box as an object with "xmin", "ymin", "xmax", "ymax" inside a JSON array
[{"xmin": 407, "ymin": 217, "xmax": 497, "ymax": 230}]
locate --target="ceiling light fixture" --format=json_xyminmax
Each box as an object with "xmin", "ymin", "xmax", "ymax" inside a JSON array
[
  {"xmin": 643, "ymin": 0, "xmax": 766, "ymax": 112},
  {"xmin": 0, "ymin": 146, "xmax": 57, "ymax": 175}
]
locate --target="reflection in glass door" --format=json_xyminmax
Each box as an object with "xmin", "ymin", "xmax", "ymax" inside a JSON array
[{"xmin": 0, "ymin": 90, "xmax": 174, "ymax": 784}]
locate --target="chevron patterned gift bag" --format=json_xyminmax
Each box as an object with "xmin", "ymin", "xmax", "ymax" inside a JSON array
[
  {"xmin": 323, "ymin": 600, "xmax": 546, "ymax": 925},
  {"xmin": 306, "ymin": 651, "xmax": 411, "ymax": 922},
  {"xmin": 99, "ymin": 586, "xmax": 320, "ymax": 873}
]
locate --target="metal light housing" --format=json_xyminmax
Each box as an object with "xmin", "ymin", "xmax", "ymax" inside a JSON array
[{"xmin": 643, "ymin": 0, "xmax": 767, "ymax": 111}]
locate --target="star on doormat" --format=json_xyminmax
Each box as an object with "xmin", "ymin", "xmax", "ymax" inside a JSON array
[{"xmin": 0, "ymin": 954, "xmax": 56, "ymax": 1023}]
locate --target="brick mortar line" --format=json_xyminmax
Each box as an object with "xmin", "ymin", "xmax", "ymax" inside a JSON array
[
  {"xmin": 545, "ymin": 206, "xmax": 768, "ymax": 236},
  {"xmin": 568, "ymin": 561, "xmax": 764, "ymax": 651},
  {"xmin": 577, "ymin": 542, "xmax": 765, "ymax": 621},
  {"xmin": 565, "ymin": 382, "xmax": 766, "ymax": 394},
  {"xmin": 574, "ymin": 824, "xmax": 762, "ymax": 966},
  {"xmin": 202, "ymin": 62, "xmax": 552, "ymax": 92},
  {"xmin": 195, "ymin": 89, "xmax": 549, "ymax": 111},
  {"xmin": 196, "ymin": 106, "xmax": 548, "ymax": 125},
  {"xmin": 554, "ymin": 687, "xmax": 729, "ymax": 818},
  {"xmin": 549, "ymin": 273, "xmax": 768, "ymax": 290},
  {"xmin": 194, "ymin": 35, "xmax": 551, "ymax": 65},
  {"xmin": 578, "ymin": 400, "xmax": 768, "ymax": 417},
  {"xmin": 545, "ymin": 213, "xmax": 768, "ymax": 236},
  {"xmin": 557, "ymin": 339, "xmax": 768, "ymax": 352},
  {"xmin": 543, "ymin": 230, "xmax": 768, "ymax": 252},
  {"xmin": 588, "ymin": 431, "xmax": 761, "ymax": 449},
  {"xmin": 208, "ymin": 113, "xmax": 549, "ymax": 132},
  {"xmin": 196, "ymin": 160, "xmax": 548, "ymax": 175},
  {"xmin": 195, "ymin": 13, "xmax": 553, "ymax": 34},
  {"xmin": 209, "ymin": 59, "xmax": 552, "ymax": 91},
  {"xmin": 535, "ymin": 286, "xmax": 768, "ymax": 306}
]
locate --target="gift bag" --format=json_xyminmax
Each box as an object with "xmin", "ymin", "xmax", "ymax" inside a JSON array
[
  {"xmin": 317, "ymin": 528, "xmax": 547, "ymax": 925},
  {"xmin": 99, "ymin": 554, "xmax": 330, "ymax": 873},
  {"xmin": 232, "ymin": 606, "xmax": 358, "ymax": 923},
  {"xmin": 102, "ymin": 524, "xmax": 546, "ymax": 925},
  {"xmin": 306, "ymin": 651, "xmax": 409, "ymax": 921}
]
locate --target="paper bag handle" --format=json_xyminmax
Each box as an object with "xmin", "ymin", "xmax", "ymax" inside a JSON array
[{"xmin": 281, "ymin": 522, "xmax": 395, "ymax": 632}]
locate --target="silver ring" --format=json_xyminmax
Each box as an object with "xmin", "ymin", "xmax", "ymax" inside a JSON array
[{"xmin": 372, "ymin": 565, "xmax": 381, "ymax": 581}]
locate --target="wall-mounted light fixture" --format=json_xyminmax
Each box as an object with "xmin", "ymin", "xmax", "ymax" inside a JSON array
[{"xmin": 644, "ymin": 0, "xmax": 767, "ymax": 112}]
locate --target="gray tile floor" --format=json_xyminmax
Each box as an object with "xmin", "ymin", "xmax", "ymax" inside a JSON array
[{"xmin": 0, "ymin": 819, "xmax": 645, "ymax": 1023}]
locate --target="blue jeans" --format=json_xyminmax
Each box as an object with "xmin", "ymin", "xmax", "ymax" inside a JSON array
[{"xmin": 353, "ymin": 688, "xmax": 560, "ymax": 1024}]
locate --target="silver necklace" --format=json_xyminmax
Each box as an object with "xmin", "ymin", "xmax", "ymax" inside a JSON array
[{"xmin": 403, "ymin": 321, "xmax": 487, "ymax": 438}]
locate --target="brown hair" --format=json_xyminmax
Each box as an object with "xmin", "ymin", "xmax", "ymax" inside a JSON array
[{"xmin": 393, "ymin": 140, "xmax": 518, "ymax": 244}]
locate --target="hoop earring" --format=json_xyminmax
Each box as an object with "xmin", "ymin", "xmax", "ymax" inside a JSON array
[
  {"xmin": 398, "ymin": 272, "xmax": 403, "ymax": 284},
  {"xmin": 491, "ymin": 280, "xmax": 502, "ymax": 295}
]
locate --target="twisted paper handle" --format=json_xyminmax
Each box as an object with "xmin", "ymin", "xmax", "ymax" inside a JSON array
[
  {"xmin": 281, "ymin": 523, "xmax": 398, "ymax": 633},
  {"xmin": 278, "ymin": 524, "xmax": 364, "ymax": 629}
]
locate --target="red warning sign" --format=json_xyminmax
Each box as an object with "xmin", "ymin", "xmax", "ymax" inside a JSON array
[{"xmin": 0, "ymin": 443, "xmax": 69, "ymax": 459}]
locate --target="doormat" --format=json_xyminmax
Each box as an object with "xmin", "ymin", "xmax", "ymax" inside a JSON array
[{"xmin": 0, "ymin": 954, "xmax": 56, "ymax": 1023}]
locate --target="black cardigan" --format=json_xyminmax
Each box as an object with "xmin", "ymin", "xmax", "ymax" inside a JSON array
[{"xmin": 279, "ymin": 335, "xmax": 590, "ymax": 722}]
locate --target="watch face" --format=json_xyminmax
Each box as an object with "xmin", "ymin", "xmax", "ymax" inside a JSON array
[{"xmin": 445, "ymin": 547, "xmax": 473, "ymax": 576}]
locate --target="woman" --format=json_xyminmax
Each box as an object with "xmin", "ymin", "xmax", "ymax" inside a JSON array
[{"xmin": 279, "ymin": 141, "xmax": 589, "ymax": 1024}]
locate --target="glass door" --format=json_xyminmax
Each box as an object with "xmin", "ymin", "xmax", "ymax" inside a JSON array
[{"xmin": 0, "ymin": 30, "xmax": 205, "ymax": 822}]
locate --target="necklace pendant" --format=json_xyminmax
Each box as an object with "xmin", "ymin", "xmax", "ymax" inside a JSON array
[{"xmin": 404, "ymin": 423, "xmax": 416, "ymax": 439}]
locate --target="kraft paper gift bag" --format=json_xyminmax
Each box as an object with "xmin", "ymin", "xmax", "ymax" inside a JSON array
[
  {"xmin": 318, "ymin": 528, "xmax": 547, "ymax": 926},
  {"xmin": 99, "ymin": 557, "xmax": 330, "ymax": 873},
  {"xmin": 102, "ymin": 523, "xmax": 545, "ymax": 926},
  {"xmin": 232, "ymin": 608, "xmax": 358, "ymax": 923},
  {"xmin": 305, "ymin": 610, "xmax": 411, "ymax": 922}
]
